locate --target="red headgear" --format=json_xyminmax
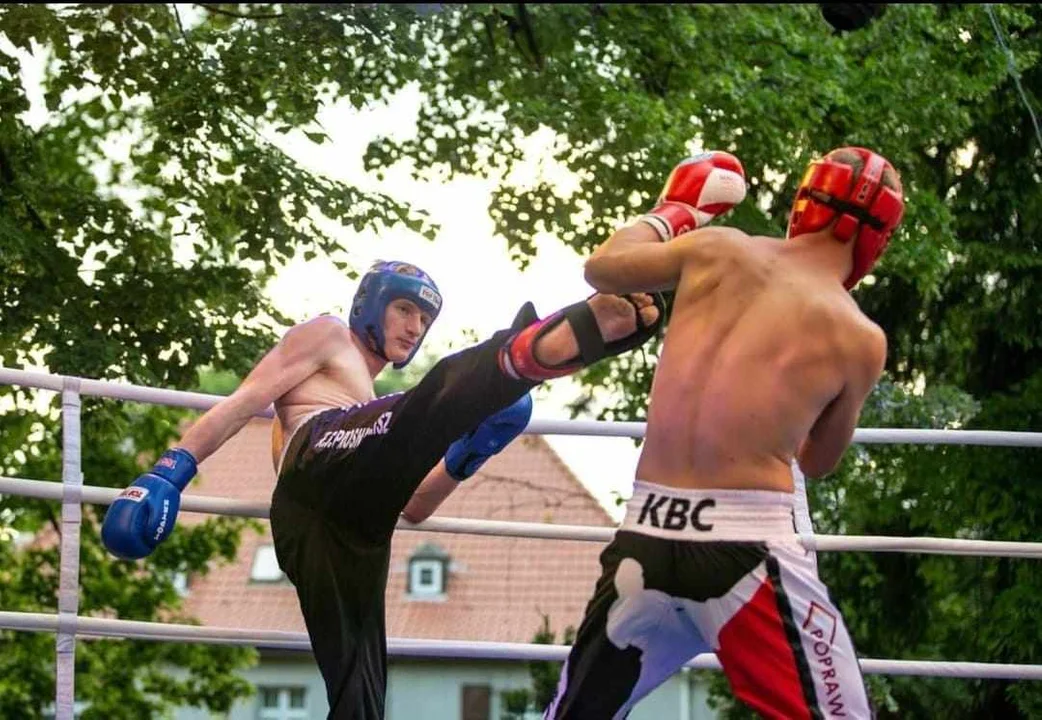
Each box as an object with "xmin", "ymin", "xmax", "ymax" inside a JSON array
[{"xmin": 787, "ymin": 147, "xmax": 904, "ymax": 289}]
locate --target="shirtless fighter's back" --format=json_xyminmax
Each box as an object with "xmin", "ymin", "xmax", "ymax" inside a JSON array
[{"xmin": 546, "ymin": 147, "xmax": 904, "ymax": 719}]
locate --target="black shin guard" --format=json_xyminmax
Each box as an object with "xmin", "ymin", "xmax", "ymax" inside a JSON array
[{"xmin": 498, "ymin": 293, "xmax": 665, "ymax": 381}]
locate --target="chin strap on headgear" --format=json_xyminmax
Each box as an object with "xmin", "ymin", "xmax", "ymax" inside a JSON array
[
  {"xmin": 787, "ymin": 147, "xmax": 904, "ymax": 289},
  {"xmin": 349, "ymin": 260, "xmax": 442, "ymax": 368}
]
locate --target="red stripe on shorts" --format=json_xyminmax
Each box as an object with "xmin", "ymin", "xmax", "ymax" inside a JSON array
[{"xmin": 716, "ymin": 576, "xmax": 817, "ymax": 720}]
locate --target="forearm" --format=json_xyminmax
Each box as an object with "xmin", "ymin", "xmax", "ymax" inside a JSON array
[
  {"xmin": 401, "ymin": 460, "xmax": 458, "ymax": 524},
  {"xmin": 584, "ymin": 222, "xmax": 673, "ymax": 294},
  {"xmin": 177, "ymin": 386, "xmax": 273, "ymax": 464},
  {"xmin": 587, "ymin": 151, "xmax": 745, "ymax": 293}
]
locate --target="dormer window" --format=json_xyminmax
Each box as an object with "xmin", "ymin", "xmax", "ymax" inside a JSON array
[
  {"xmin": 250, "ymin": 545, "xmax": 285, "ymax": 583},
  {"xmin": 407, "ymin": 541, "xmax": 449, "ymax": 600},
  {"xmin": 410, "ymin": 559, "xmax": 443, "ymax": 596}
]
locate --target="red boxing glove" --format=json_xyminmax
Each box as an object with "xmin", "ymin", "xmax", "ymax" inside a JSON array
[{"xmin": 640, "ymin": 152, "xmax": 747, "ymax": 241}]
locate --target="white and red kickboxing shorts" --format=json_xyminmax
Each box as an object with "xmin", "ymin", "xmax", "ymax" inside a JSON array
[{"xmin": 544, "ymin": 479, "xmax": 872, "ymax": 719}]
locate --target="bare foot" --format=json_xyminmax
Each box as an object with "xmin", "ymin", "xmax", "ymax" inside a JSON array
[{"xmin": 534, "ymin": 293, "xmax": 660, "ymax": 367}]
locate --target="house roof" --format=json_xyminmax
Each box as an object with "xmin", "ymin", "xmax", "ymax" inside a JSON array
[{"xmin": 180, "ymin": 417, "xmax": 617, "ymax": 645}]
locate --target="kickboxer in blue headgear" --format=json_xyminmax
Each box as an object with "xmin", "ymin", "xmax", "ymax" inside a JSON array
[
  {"xmin": 349, "ymin": 260, "xmax": 443, "ymax": 369},
  {"xmin": 102, "ymin": 249, "xmax": 667, "ymax": 720}
]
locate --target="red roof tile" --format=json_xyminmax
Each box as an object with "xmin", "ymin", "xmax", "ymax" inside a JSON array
[{"xmin": 181, "ymin": 418, "xmax": 614, "ymax": 644}]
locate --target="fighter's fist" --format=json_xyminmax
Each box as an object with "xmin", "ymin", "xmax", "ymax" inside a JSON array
[
  {"xmin": 640, "ymin": 152, "xmax": 747, "ymax": 241},
  {"xmin": 102, "ymin": 448, "xmax": 197, "ymax": 560}
]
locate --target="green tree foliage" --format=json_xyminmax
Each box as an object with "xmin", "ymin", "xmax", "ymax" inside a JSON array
[
  {"xmin": 0, "ymin": 3, "xmax": 438, "ymax": 717},
  {"xmin": 500, "ymin": 614, "xmax": 575, "ymax": 719},
  {"xmin": 529, "ymin": 615, "xmax": 576, "ymax": 710},
  {"xmin": 360, "ymin": 4, "xmax": 1042, "ymax": 717},
  {"xmin": 373, "ymin": 349, "xmax": 442, "ymax": 397},
  {"xmin": 2, "ymin": 3, "xmax": 1041, "ymax": 718}
]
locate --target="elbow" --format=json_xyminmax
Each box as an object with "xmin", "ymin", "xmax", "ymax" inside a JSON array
[
  {"xmin": 584, "ymin": 222, "xmax": 661, "ymax": 293},
  {"xmin": 584, "ymin": 255, "xmax": 622, "ymax": 294},
  {"xmin": 583, "ymin": 259, "xmax": 603, "ymax": 290},
  {"xmin": 400, "ymin": 508, "xmax": 427, "ymax": 525},
  {"xmin": 796, "ymin": 447, "xmax": 839, "ymax": 480},
  {"xmin": 797, "ymin": 460, "xmax": 831, "ymax": 480}
]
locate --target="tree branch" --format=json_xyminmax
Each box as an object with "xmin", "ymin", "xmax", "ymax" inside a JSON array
[
  {"xmin": 0, "ymin": 143, "xmax": 53, "ymax": 234},
  {"xmin": 194, "ymin": 3, "xmax": 283, "ymax": 20},
  {"xmin": 493, "ymin": 5, "xmax": 543, "ymax": 70},
  {"xmin": 45, "ymin": 503, "xmax": 62, "ymax": 541},
  {"xmin": 934, "ymin": 142, "xmax": 952, "ymax": 197},
  {"xmin": 515, "ymin": 4, "xmax": 544, "ymax": 71},
  {"xmin": 172, "ymin": 4, "xmax": 189, "ymax": 43},
  {"xmin": 0, "ymin": 144, "xmax": 15, "ymax": 186},
  {"xmin": 170, "ymin": 4, "xmax": 286, "ymax": 161},
  {"xmin": 482, "ymin": 13, "xmax": 497, "ymax": 54}
]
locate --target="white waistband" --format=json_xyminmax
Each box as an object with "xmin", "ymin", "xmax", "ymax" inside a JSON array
[{"xmin": 621, "ymin": 480, "xmax": 797, "ymax": 541}]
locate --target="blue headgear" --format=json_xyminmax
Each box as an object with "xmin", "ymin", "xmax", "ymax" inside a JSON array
[{"xmin": 349, "ymin": 260, "xmax": 442, "ymax": 369}]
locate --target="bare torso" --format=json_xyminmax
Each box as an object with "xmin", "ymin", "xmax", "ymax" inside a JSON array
[
  {"xmin": 635, "ymin": 229, "xmax": 880, "ymax": 492},
  {"xmin": 270, "ymin": 318, "xmax": 376, "ymax": 469}
]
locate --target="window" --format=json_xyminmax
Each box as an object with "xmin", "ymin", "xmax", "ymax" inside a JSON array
[
  {"xmin": 250, "ymin": 545, "xmax": 285, "ymax": 582},
  {"xmin": 461, "ymin": 685, "xmax": 490, "ymax": 720},
  {"xmin": 172, "ymin": 571, "xmax": 189, "ymax": 597},
  {"xmin": 258, "ymin": 686, "xmax": 307, "ymax": 719},
  {"xmin": 406, "ymin": 541, "xmax": 450, "ymax": 599},
  {"xmin": 409, "ymin": 558, "xmax": 443, "ymax": 597}
]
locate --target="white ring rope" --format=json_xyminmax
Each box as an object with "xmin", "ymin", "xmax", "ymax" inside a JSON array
[
  {"xmin": 0, "ymin": 477, "xmax": 272, "ymax": 519},
  {"xmin": 1, "ymin": 475, "xmax": 1040, "ymax": 558},
  {"xmin": 0, "ymin": 368, "xmax": 262, "ymax": 417},
  {"xmin": 2, "ymin": 368, "xmax": 1041, "ymax": 446},
  {"xmin": 1, "ymin": 612, "xmax": 1039, "ymax": 681}
]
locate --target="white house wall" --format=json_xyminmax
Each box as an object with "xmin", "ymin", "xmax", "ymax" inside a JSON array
[{"xmin": 171, "ymin": 657, "xmax": 718, "ymax": 720}]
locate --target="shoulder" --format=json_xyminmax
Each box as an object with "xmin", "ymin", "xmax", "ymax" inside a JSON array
[
  {"xmin": 281, "ymin": 314, "xmax": 354, "ymax": 350},
  {"xmin": 673, "ymin": 225, "xmax": 753, "ymax": 259},
  {"xmin": 675, "ymin": 225, "xmax": 751, "ymax": 248},
  {"xmin": 851, "ymin": 308, "xmax": 886, "ymax": 351},
  {"xmin": 848, "ymin": 312, "xmax": 887, "ymax": 382}
]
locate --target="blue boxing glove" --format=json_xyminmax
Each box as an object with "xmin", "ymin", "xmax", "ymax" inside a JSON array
[
  {"xmin": 101, "ymin": 447, "xmax": 198, "ymax": 560},
  {"xmin": 444, "ymin": 394, "xmax": 534, "ymax": 481}
]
